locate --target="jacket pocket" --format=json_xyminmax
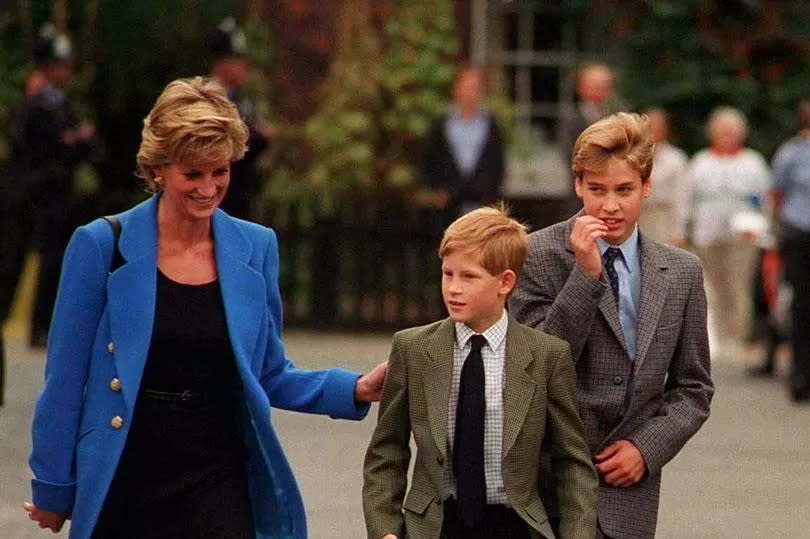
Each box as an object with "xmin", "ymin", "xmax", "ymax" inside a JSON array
[
  {"xmin": 523, "ymin": 497, "xmax": 556, "ymax": 539},
  {"xmin": 403, "ymin": 488, "xmax": 435, "ymax": 515},
  {"xmin": 76, "ymin": 425, "xmax": 98, "ymax": 444},
  {"xmin": 655, "ymin": 319, "xmax": 683, "ymax": 336}
]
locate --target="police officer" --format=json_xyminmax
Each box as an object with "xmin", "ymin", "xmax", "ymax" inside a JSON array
[
  {"xmin": 0, "ymin": 69, "xmax": 48, "ymax": 404},
  {"xmin": 208, "ymin": 17, "xmax": 273, "ymax": 221},
  {"xmin": 15, "ymin": 24, "xmax": 96, "ymax": 348}
]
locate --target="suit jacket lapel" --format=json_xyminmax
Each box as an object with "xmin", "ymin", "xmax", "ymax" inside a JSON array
[
  {"xmin": 633, "ymin": 235, "xmax": 669, "ymax": 373},
  {"xmin": 423, "ymin": 317, "xmax": 539, "ymax": 464},
  {"xmin": 212, "ymin": 211, "xmax": 264, "ymax": 375},
  {"xmin": 564, "ymin": 214, "xmax": 629, "ymax": 354},
  {"xmin": 502, "ymin": 319, "xmax": 538, "ymax": 459},
  {"xmin": 439, "ymin": 115, "xmax": 463, "ymax": 181},
  {"xmin": 471, "ymin": 116, "xmax": 494, "ymax": 177},
  {"xmin": 106, "ymin": 198, "xmax": 265, "ymax": 415},
  {"xmin": 598, "ymin": 294, "xmax": 629, "ymax": 354},
  {"xmin": 423, "ymin": 318, "xmax": 456, "ymax": 460},
  {"xmin": 107, "ymin": 196, "xmax": 158, "ymax": 415}
]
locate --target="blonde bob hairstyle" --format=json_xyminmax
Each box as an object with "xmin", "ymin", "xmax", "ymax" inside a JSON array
[
  {"xmin": 571, "ymin": 112, "xmax": 655, "ymax": 182},
  {"xmin": 136, "ymin": 76, "xmax": 248, "ymax": 192},
  {"xmin": 438, "ymin": 204, "xmax": 529, "ymax": 278}
]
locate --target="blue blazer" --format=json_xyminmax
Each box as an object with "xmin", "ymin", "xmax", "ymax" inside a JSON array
[{"xmin": 30, "ymin": 195, "xmax": 369, "ymax": 538}]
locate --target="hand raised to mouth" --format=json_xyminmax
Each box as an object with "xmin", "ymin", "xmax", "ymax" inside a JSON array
[{"xmin": 571, "ymin": 215, "xmax": 608, "ymax": 279}]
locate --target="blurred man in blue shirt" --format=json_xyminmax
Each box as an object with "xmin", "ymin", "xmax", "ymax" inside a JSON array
[
  {"xmin": 422, "ymin": 67, "xmax": 505, "ymax": 222},
  {"xmin": 771, "ymin": 98, "xmax": 810, "ymax": 402}
]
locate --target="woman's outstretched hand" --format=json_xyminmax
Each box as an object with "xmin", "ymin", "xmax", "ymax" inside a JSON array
[
  {"xmin": 23, "ymin": 502, "xmax": 69, "ymax": 532},
  {"xmin": 355, "ymin": 360, "xmax": 388, "ymax": 403}
]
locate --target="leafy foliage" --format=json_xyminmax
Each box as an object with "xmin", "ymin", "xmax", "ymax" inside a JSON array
[
  {"xmin": 572, "ymin": 1, "xmax": 810, "ymax": 157},
  {"xmin": 264, "ymin": 0, "xmax": 458, "ymax": 215},
  {"xmin": 0, "ymin": 13, "xmax": 29, "ymax": 162},
  {"xmin": 378, "ymin": 2, "xmax": 458, "ymax": 189}
]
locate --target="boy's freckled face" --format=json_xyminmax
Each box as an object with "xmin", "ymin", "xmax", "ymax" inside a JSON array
[
  {"xmin": 575, "ymin": 158, "xmax": 651, "ymax": 245},
  {"xmin": 441, "ymin": 250, "xmax": 512, "ymax": 333}
]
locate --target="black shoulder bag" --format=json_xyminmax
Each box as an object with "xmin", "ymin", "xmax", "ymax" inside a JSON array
[{"xmin": 102, "ymin": 216, "xmax": 125, "ymax": 272}]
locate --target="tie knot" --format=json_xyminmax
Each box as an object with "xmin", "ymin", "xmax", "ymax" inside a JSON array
[
  {"xmin": 604, "ymin": 246, "xmax": 622, "ymax": 265},
  {"xmin": 469, "ymin": 334, "xmax": 486, "ymax": 352}
]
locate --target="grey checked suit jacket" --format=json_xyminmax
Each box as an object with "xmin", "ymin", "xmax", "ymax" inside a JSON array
[
  {"xmin": 509, "ymin": 215, "xmax": 714, "ymax": 539},
  {"xmin": 362, "ymin": 316, "xmax": 598, "ymax": 539}
]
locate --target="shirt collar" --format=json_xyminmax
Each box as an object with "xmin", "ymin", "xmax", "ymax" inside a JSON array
[
  {"xmin": 39, "ymin": 82, "xmax": 64, "ymax": 100},
  {"xmin": 597, "ymin": 225, "xmax": 640, "ymax": 273},
  {"xmin": 449, "ymin": 105, "xmax": 485, "ymax": 121},
  {"xmin": 579, "ymin": 102, "xmax": 606, "ymax": 123},
  {"xmin": 454, "ymin": 309, "xmax": 508, "ymax": 350}
]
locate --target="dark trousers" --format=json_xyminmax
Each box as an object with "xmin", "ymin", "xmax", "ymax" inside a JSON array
[
  {"xmin": 751, "ymin": 248, "xmax": 788, "ymax": 371},
  {"xmin": 441, "ymin": 498, "xmax": 531, "ymax": 539},
  {"xmin": 92, "ymin": 468, "xmax": 255, "ymax": 539},
  {"xmin": 30, "ymin": 201, "xmax": 73, "ymax": 346},
  {"xmin": 781, "ymin": 224, "xmax": 810, "ymax": 397},
  {"xmin": 0, "ymin": 188, "xmax": 31, "ymax": 405}
]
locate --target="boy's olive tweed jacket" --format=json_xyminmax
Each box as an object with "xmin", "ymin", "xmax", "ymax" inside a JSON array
[{"xmin": 363, "ymin": 316, "xmax": 598, "ymax": 539}]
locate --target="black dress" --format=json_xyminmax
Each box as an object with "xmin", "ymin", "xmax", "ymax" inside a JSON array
[{"xmin": 93, "ymin": 271, "xmax": 254, "ymax": 538}]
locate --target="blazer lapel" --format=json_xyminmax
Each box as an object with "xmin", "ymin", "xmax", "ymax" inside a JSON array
[
  {"xmin": 502, "ymin": 319, "xmax": 538, "ymax": 459},
  {"xmin": 564, "ymin": 214, "xmax": 628, "ymax": 354},
  {"xmin": 105, "ymin": 198, "xmax": 265, "ymax": 415},
  {"xmin": 633, "ymin": 235, "xmax": 669, "ymax": 373},
  {"xmin": 107, "ymin": 196, "xmax": 159, "ymax": 415},
  {"xmin": 598, "ymin": 294, "xmax": 628, "ymax": 354},
  {"xmin": 212, "ymin": 211, "xmax": 265, "ymax": 374},
  {"xmin": 471, "ymin": 116, "xmax": 494, "ymax": 177},
  {"xmin": 423, "ymin": 319, "xmax": 456, "ymax": 460}
]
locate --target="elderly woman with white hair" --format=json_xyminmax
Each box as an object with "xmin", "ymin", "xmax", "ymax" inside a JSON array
[{"xmin": 687, "ymin": 106, "xmax": 770, "ymax": 359}]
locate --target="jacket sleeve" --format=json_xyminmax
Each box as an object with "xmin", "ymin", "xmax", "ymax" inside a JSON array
[
  {"xmin": 421, "ymin": 118, "xmax": 444, "ymax": 189},
  {"xmin": 487, "ymin": 119, "xmax": 505, "ymax": 201},
  {"xmin": 258, "ymin": 228, "xmax": 369, "ymax": 420},
  {"xmin": 362, "ymin": 334, "xmax": 410, "ymax": 539},
  {"xmin": 509, "ymin": 236, "xmax": 608, "ymax": 363},
  {"xmin": 627, "ymin": 263, "xmax": 714, "ymax": 475},
  {"xmin": 544, "ymin": 340, "xmax": 599, "ymax": 539},
  {"xmin": 29, "ymin": 225, "xmax": 108, "ymax": 513}
]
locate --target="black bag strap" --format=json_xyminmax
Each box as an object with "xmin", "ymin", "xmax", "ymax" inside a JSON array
[{"xmin": 102, "ymin": 215, "xmax": 125, "ymax": 272}]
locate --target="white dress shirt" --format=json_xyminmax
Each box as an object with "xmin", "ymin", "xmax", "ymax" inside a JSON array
[{"xmin": 445, "ymin": 310, "xmax": 509, "ymax": 504}]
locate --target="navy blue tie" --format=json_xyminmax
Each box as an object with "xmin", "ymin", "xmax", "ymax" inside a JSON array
[
  {"xmin": 454, "ymin": 334, "xmax": 487, "ymax": 527},
  {"xmin": 603, "ymin": 247, "xmax": 622, "ymax": 305}
]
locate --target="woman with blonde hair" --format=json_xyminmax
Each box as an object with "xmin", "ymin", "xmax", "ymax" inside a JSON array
[{"xmin": 25, "ymin": 77, "xmax": 386, "ymax": 538}]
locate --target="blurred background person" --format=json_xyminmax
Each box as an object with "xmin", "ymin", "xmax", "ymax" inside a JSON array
[
  {"xmin": 24, "ymin": 70, "xmax": 46, "ymax": 97},
  {"xmin": 14, "ymin": 24, "xmax": 96, "ymax": 348},
  {"xmin": 560, "ymin": 62, "xmax": 615, "ymax": 212},
  {"xmin": 639, "ymin": 107, "xmax": 690, "ymax": 247},
  {"xmin": 208, "ymin": 16, "xmax": 274, "ymax": 221},
  {"xmin": 422, "ymin": 65, "xmax": 505, "ymax": 223},
  {"xmin": 771, "ymin": 97, "xmax": 810, "ymax": 402},
  {"xmin": 0, "ymin": 68, "xmax": 51, "ymax": 405},
  {"xmin": 746, "ymin": 233, "xmax": 787, "ymax": 378},
  {"xmin": 688, "ymin": 106, "xmax": 770, "ymax": 359}
]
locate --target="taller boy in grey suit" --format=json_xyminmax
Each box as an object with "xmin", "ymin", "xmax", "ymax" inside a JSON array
[{"xmin": 510, "ymin": 113, "xmax": 714, "ymax": 539}]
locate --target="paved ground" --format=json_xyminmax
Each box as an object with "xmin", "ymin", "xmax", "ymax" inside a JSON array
[{"xmin": 2, "ymin": 332, "xmax": 809, "ymax": 538}]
